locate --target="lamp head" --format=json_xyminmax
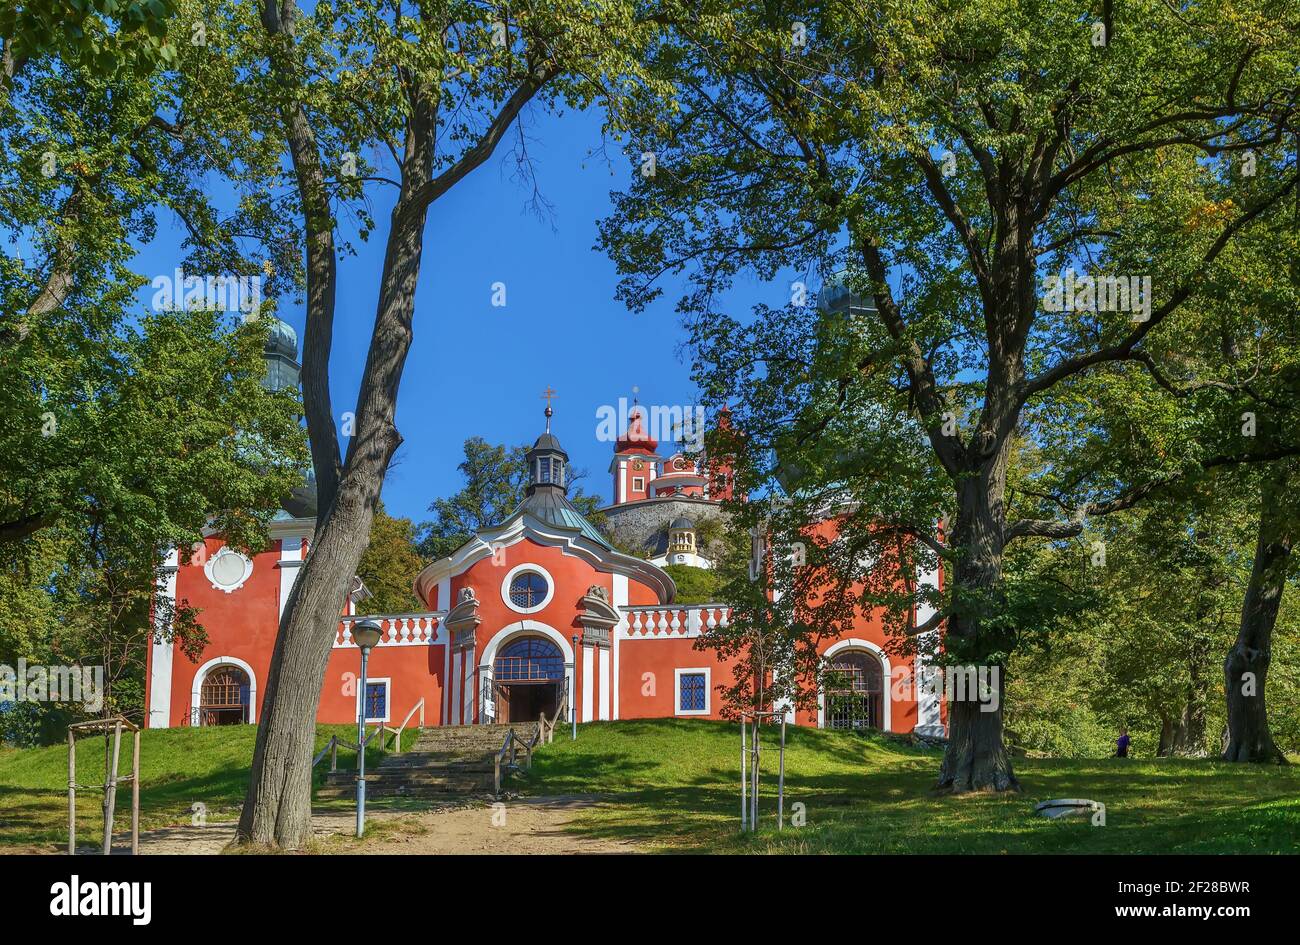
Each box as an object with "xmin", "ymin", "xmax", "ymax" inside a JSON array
[{"xmin": 352, "ymin": 619, "xmax": 383, "ymax": 652}]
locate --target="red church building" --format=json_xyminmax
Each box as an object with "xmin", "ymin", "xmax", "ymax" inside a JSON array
[{"xmin": 146, "ymin": 325, "xmax": 943, "ymax": 737}]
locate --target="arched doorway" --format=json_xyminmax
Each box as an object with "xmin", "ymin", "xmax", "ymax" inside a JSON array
[
  {"xmin": 825, "ymin": 650, "xmax": 884, "ymax": 730},
  {"xmin": 199, "ymin": 665, "xmax": 251, "ymax": 725},
  {"xmin": 492, "ymin": 636, "xmax": 563, "ymax": 723}
]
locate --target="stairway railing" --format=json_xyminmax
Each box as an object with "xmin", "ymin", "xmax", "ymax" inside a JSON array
[
  {"xmin": 312, "ymin": 722, "xmax": 384, "ymax": 773},
  {"xmin": 380, "ymin": 697, "xmax": 425, "ymax": 753},
  {"xmin": 493, "ymin": 718, "xmax": 549, "ymax": 796},
  {"xmin": 539, "ymin": 687, "xmax": 568, "ymax": 745}
]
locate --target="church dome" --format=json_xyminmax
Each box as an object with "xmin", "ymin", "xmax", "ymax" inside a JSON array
[
  {"xmin": 818, "ymin": 270, "xmax": 878, "ymax": 316},
  {"xmin": 669, "ymin": 516, "xmax": 695, "ymax": 531},
  {"xmin": 616, "ymin": 405, "xmax": 658, "ymax": 454},
  {"xmin": 532, "ymin": 431, "xmax": 565, "ymax": 453},
  {"xmin": 264, "ymin": 317, "xmax": 299, "ymax": 359},
  {"xmin": 525, "ymin": 399, "xmax": 569, "ymax": 495}
]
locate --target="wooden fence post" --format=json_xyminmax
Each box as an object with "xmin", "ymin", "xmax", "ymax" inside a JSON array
[
  {"xmin": 131, "ymin": 728, "xmax": 140, "ymax": 855},
  {"xmin": 102, "ymin": 720, "xmax": 122, "ymax": 855},
  {"xmin": 67, "ymin": 729, "xmax": 76, "ymax": 855}
]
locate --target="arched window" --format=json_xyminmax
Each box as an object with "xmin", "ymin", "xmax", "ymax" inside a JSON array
[
  {"xmin": 825, "ymin": 651, "xmax": 884, "ymax": 730},
  {"xmin": 494, "ymin": 637, "xmax": 565, "ymax": 682},
  {"xmin": 199, "ymin": 666, "xmax": 251, "ymax": 725},
  {"xmin": 508, "ymin": 571, "xmax": 548, "ymax": 609}
]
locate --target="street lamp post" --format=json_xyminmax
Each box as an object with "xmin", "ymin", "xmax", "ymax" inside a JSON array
[
  {"xmin": 571, "ymin": 634, "xmax": 579, "ymax": 740},
  {"xmin": 351, "ymin": 619, "xmax": 383, "ymax": 839}
]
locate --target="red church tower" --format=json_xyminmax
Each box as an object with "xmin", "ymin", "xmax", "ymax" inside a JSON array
[{"xmin": 610, "ymin": 402, "xmax": 660, "ymax": 504}]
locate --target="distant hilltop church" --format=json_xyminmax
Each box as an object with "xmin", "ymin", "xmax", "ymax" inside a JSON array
[
  {"xmin": 598, "ymin": 400, "xmax": 729, "ymax": 570},
  {"xmin": 145, "ymin": 291, "xmax": 944, "ymax": 738}
]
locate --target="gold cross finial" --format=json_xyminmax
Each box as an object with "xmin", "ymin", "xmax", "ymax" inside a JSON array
[{"xmin": 541, "ymin": 386, "xmax": 557, "ymax": 432}]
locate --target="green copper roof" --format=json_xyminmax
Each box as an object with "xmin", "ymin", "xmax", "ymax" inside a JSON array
[{"xmin": 514, "ymin": 486, "xmax": 612, "ymax": 550}]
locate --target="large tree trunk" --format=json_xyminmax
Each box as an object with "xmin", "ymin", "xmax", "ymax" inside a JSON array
[
  {"xmin": 939, "ymin": 680, "xmax": 1016, "ymax": 792},
  {"xmin": 936, "ymin": 456, "xmax": 1020, "ymax": 793},
  {"xmin": 236, "ymin": 182, "xmax": 431, "ymax": 847},
  {"xmin": 1222, "ymin": 467, "xmax": 1293, "ymax": 764},
  {"xmin": 234, "ymin": 483, "xmax": 380, "ymax": 846},
  {"xmin": 1158, "ymin": 696, "xmax": 1208, "ymax": 757}
]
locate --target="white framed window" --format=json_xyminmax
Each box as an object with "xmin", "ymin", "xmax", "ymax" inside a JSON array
[
  {"xmin": 675, "ymin": 667, "xmax": 711, "ymax": 716},
  {"xmin": 632, "ymin": 476, "xmax": 645, "ymax": 492},
  {"xmin": 358, "ymin": 677, "xmax": 391, "ymax": 723},
  {"xmin": 501, "ymin": 562, "xmax": 555, "ymax": 614}
]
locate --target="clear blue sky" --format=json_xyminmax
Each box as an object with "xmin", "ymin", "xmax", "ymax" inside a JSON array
[{"xmin": 134, "ymin": 105, "xmax": 790, "ymax": 524}]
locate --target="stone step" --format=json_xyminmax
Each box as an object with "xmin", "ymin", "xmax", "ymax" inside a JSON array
[
  {"xmin": 316, "ymin": 724, "xmax": 542, "ymax": 800},
  {"xmin": 374, "ymin": 757, "xmax": 494, "ymax": 771},
  {"xmin": 317, "ymin": 781, "xmax": 492, "ymax": 799}
]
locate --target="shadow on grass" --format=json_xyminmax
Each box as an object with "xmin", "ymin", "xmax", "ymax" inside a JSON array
[
  {"xmin": 0, "ymin": 725, "xmax": 426, "ymax": 849},
  {"xmin": 518, "ymin": 721, "xmax": 1300, "ymax": 854}
]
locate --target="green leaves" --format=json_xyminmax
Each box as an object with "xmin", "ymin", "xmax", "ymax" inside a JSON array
[{"xmin": 1, "ymin": 0, "xmax": 179, "ymax": 76}]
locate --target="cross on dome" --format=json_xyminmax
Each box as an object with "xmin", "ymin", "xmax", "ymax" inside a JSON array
[{"xmin": 541, "ymin": 385, "xmax": 557, "ymax": 431}]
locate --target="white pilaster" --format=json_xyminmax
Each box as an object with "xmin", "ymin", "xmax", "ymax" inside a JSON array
[
  {"xmin": 450, "ymin": 651, "xmax": 462, "ymax": 725},
  {"xmin": 581, "ymin": 645, "xmax": 595, "ymax": 722},
  {"xmin": 439, "ymin": 578, "xmax": 451, "ymax": 723},
  {"xmin": 914, "ymin": 563, "xmax": 945, "ymax": 737},
  {"xmin": 147, "ymin": 547, "xmax": 180, "ymax": 728},
  {"xmin": 598, "ymin": 648, "xmax": 611, "ymax": 721},
  {"xmin": 462, "ymin": 652, "xmax": 475, "ymax": 724},
  {"xmin": 277, "ymin": 536, "xmax": 304, "ymax": 621},
  {"xmin": 612, "ymin": 573, "xmax": 627, "ymax": 720}
]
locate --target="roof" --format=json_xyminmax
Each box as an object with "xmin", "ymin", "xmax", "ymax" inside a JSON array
[
  {"xmin": 669, "ymin": 516, "xmax": 695, "ymax": 530},
  {"xmin": 516, "ymin": 486, "xmax": 613, "ymax": 550},
  {"xmin": 529, "ymin": 431, "xmax": 566, "ymax": 454},
  {"xmin": 264, "ymin": 316, "xmax": 299, "ymax": 360}
]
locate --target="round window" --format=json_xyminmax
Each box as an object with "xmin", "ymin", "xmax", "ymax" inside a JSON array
[
  {"xmin": 508, "ymin": 571, "xmax": 548, "ymax": 609},
  {"xmin": 206, "ymin": 547, "xmax": 253, "ymax": 592}
]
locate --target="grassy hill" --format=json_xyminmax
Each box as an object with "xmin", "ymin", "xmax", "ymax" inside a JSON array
[
  {"xmin": 0, "ymin": 724, "xmax": 412, "ymax": 851},
  {"xmin": 521, "ymin": 719, "xmax": 1300, "ymax": 854},
  {"xmin": 2, "ymin": 719, "xmax": 1297, "ymax": 853}
]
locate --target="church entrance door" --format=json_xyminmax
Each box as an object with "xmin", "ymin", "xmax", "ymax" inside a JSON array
[
  {"xmin": 499, "ymin": 682, "xmax": 560, "ymax": 724},
  {"xmin": 493, "ymin": 636, "xmax": 564, "ymax": 724}
]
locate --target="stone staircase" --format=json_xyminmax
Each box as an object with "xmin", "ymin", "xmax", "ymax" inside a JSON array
[{"xmin": 319, "ymin": 723, "xmax": 540, "ymax": 801}]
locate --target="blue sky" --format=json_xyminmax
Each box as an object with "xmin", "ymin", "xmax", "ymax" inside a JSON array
[{"xmin": 130, "ymin": 105, "xmax": 789, "ymax": 524}]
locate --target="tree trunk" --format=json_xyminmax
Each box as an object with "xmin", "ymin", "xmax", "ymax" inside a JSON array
[
  {"xmin": 936, "ymin": 459, "xmax": 1020, "ymax": 793},
  {"xmin": 236, "ymin": 186, "xmax": 431, "ymax": 848},
  {"xmin": 234, "ymin": 491, "xmax": 383, "ymax": 845},
  {"xmin": 1222, "ymin": 467, "xmax": 1293, "ymax": 764},
  {"xmin": 939, "ymin": 681, "xmax": 1017, "ymax": 792},
  {"xmin": 1157, "ymin": 697, "xmax": 1207, "ymax": 757}
]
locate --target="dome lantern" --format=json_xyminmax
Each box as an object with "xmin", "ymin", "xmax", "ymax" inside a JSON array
[{"xmin": 526, "ymin": 389, "xmax": 568, "ymax": 495}]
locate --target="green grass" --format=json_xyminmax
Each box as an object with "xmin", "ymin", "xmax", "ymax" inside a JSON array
[
  {"xmin": 0, "ymin": 724, "xmax": 418, "ymax": 851},
  {"xmin": 520, "ymin": 719, "xmax": 1300, "ymax": 854},
  {"xmin": 5, "ymin": 719, "xmax": 1297, "ymax": 853}
]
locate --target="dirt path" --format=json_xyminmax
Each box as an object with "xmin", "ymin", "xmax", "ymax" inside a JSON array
[{"xmin": 132, "ymin": 795, "xmax": 636, "ymax": 855}]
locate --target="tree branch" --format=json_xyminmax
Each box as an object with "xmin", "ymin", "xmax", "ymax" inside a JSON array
[{"xmin": 1021, "ymin": 169, "xmax": 1300, "ymax": 402}]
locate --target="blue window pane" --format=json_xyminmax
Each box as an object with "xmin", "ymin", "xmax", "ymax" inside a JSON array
[
  {"xmin": 509, "ymin": 571, "xmax": 548, "ymax": 608},
  {"xmin": 495, "ymin": 637, "xmax": 564, "ymax": 681},
  {"xmin": 365, "ymin": 682, "xmax": 387, "ymax": 719},
  {"xmin": 680, "ymin": 673, "xmax": 706, "ymax": 711}
]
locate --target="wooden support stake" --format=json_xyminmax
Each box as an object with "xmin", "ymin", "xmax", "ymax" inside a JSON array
[
  {"xmin": 67, "ymin": 729, "xmax": 75, "ymax": 855},
  {"xmin": 131, "ymin": 729, "xmax": 140, "ymax": 855},
  {"xmin": 102, "ymin": 720, "xmax": 122, "ymax": 855},
  {"xmin": 778, "ymin": 718, "xmax": 786, "ymax": 831}
]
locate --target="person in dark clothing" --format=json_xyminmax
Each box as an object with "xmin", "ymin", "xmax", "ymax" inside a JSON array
[{"xmin": 1116, "ymin": 728, "xmax": 1130, "ymax": 758}]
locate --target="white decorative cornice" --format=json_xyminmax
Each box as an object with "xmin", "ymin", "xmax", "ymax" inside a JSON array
[{"xmin": 412, "ymin": 511, "xmax": 676, "ymax": 607}]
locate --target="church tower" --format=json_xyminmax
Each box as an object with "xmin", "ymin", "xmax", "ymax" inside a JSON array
[
  {"xmin": 610, "ymin": 401, "xmax": 660, "ymax": 505},
  {"xmin": 526, "ymin": 398, "xmax": 568, "ymax": 495}
]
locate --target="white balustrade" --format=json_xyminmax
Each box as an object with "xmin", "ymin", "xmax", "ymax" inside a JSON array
[
  {"xmin": 335, "ymin": 613, "xmax": 445, "ymax": 648},
  {"xmin": 620, "ymin": 604, "xmax": 730, "ymax": 639}
]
